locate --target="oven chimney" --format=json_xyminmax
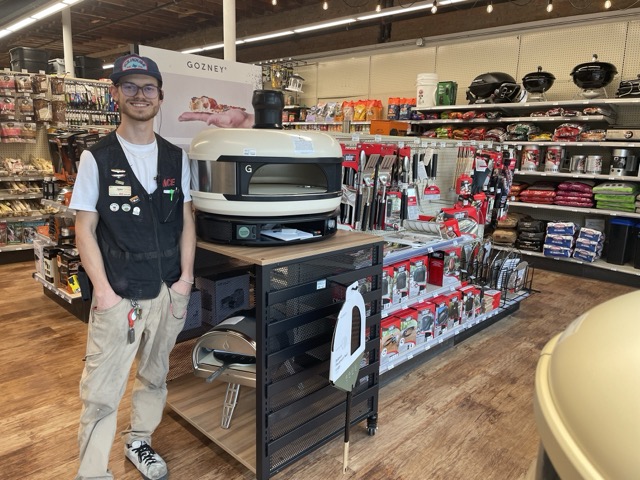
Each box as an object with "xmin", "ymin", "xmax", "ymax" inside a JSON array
[{"xmin": 252, "ymin": 89, "xmax": 284, "ymax": 129}]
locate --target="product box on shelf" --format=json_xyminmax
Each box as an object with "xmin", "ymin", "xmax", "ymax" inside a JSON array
[
  {"xmin": 391, "ymin": 260, "xmax": 410, "ymax": 305},
  {"xmin": 380, "ymin": 315, "xmax": 401, "ymax": 366},
  {"xmin": 381, "ymin": 266, "xmax": 394, "ymax": 310},
  {"xmin": 7, "ymin": 222, "xmax": 23, "ymax": 244},
  {"xmin": 411, "ymin": 301, "xmax": 436, "ymax": 344},
  {"xmin": 428, "ymin": 251, "xmax": 445, "ymax": 286},
  {"xmin": 431, "ymin": 295, "xmax": 450, "ymax": 337},
  {"xmin": 195, "ymin": 270, "xmax": 250, "ymax": 327},
  {"xmin": 397, "ymin": 309, "xmax": 418, "ymax": 353},
  {"xmin": 445, "ymin": 290, "xmax": 462, "ymax": 327},
  {"xmin": 42, "ymin": 246, "xmax": 61, "ymax": 285},
  {"xmin": 369, "ymin": 120, "xmax": 408, "ymax": 136},
  {"xmin": 458, "ymin": 285, "xmax": 478, "ymax": 324},
  {"xmin": 443, "ymin": 246, "xmax": 462, "ymax": 286},
  {"xmin": 409, "ymin": 255, "xmax": 429, "ymax": 299},
  {"xmin": 57, "ymin": 248, "xmax": 80, "ymax": 293},
  {"xmin": 483, "ymin": 289, "xmax": 502, "ymax": 313}
]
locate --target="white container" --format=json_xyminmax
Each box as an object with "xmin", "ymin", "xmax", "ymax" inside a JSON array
[
  {"xmin": 416, "ymin": 73, "xmax": 439, "ymax": 108},
  {"xmin": 545, "ymin": 146, "xmax": 564, "ymax": 172}
]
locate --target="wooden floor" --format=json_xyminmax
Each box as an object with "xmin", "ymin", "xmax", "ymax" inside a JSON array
[{"xmin": 0, "ymin": 260, "xmax": 633, "ymax": 480}]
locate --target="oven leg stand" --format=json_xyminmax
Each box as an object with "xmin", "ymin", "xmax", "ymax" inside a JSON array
[{"xmin": 221, "ymin": 383, "xmax": 241, "ymax": 429}]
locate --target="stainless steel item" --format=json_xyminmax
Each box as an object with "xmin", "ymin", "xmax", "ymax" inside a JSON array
[
  {"xmin": 569, "ymin": 155, "xmax": 586, "ymax": 173},
  {"xmin": 521, "ymin": 145, "xmax": 541, "ymax": 171},
  {"xmin": 545, "ymin": 146, "xmax": 564, "ymax": 172},
  {"xmin": 192, "ymin": 314, "xmax": 257, "ymax": 429},
  {"xmin": 610, "ymin": 148, "xmax": 638, "ymax": 176},
  {"xmin": 586, "ymin": 155, "xmax": 603, "ymax": 174}
]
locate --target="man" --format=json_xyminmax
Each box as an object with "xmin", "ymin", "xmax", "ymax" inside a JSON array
[{"xmin": 70, "ymin": 53, "xmax": 196, "ymax": 480}]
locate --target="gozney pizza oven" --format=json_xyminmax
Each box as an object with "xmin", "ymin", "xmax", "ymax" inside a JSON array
[{"xmin": 190, "ymin": 90, "xmax": 343, "ymax": 245}]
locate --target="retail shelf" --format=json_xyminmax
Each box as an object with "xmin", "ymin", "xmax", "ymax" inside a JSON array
[
  {"xmin": 382, "ymin": 234, "xmax": 476, "ymax": 265},
  {"xmin": 0, "ymin": 175, "xmax": 45, "ymax": 181},
  {"xmin": 0, "ymin": 243, "xmax": 34, "ymax": 253},
  {"xmin": 283, "ymin": 105, "xmax": 302, "ymax": 110},
  {"xmin": 0, "ymin": 193, "xmax": 42, "ymax": 201},
  {"xmin": 493, "ymin": 245, "xmax": 640, "ymax": 278},
  {"xmin": 33, "ymin": 272, "xmax": 81, "ymax": 303},
  {"xmin": 504, "ymin": 140, "xmax": 640, "ymax": 148},
  {"xmin": 379, "ymin": 291, "xmax": 530, "ymax": 375},
  {"xmin": 411, "ymin": 97, "xmax": 640, "ymax": 113},
  {"xmin": 513, "ymin": 170, "xmax": 640, "ymax": 182},
  {"xmin": 509, "ymin": 201, "xmax": 640, "ymax": 219},
  {"xmin": 0, "ymin": 214, "xmax": 47, "ymax": 222},
  {"xmin": 41, "ymin": 199, "xmax": 76, "ymax": 215},
  {"xmin": 381, "ymin": 282, "xmax": 460, "ymax": 319},
  {"xmin": 283, "ymin": 121, "xmax": 371, "ymax": 126},
  {"xmin": 410, "ymin": 115, "xmax": 613, "ymax": 125}
]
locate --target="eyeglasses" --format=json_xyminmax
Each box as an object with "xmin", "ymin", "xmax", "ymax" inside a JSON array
[{"xmin": 117, "ymin": 82, "xmax": 161, "ymax": 99}]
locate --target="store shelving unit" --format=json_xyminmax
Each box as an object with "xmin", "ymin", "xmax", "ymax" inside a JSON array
[{"xmin": 167, "ymin": 230, "xmax": 383, "ymax": 480}]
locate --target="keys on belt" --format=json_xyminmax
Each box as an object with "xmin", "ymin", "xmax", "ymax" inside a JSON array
[{"xmin": 128, "ymin": 299, "xmax": 141, "ymax": 344}]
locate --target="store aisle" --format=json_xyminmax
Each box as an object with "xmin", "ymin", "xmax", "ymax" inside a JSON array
[{"xmin": 0, "ymin": 261, "xmax": 633, "ymax": 480}]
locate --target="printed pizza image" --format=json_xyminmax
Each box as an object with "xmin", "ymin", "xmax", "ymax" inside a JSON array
[{"xmin": 188, "ymin": 96, "xmax": 246, "ymax": 113}]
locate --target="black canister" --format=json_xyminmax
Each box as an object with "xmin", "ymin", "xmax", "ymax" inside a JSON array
[
  {"xmin": 607, "ymin": 218, "xmax": 635, "ymax": 265},
  {"xmin": 252, "ymin": 89, "xmax": 284, "ymax": 129},
  {"xmin": 633, "ymin": 222, "xmax": 640, "ymax": 269}
]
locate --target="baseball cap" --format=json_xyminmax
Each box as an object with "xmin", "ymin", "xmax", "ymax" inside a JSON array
[{"xmin": 110, "ymin": 54, "xmax": 163, "ymax": 86}]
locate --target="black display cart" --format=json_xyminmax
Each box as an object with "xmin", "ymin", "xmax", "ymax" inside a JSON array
[{"xmin": 166, "ymin": 230, "xmax": 383, "ymax": 479}]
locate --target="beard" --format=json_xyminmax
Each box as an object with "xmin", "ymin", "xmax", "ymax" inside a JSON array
[{"xmin": 119, "ymin": 98, "xmax": 160, "ymax": 122}]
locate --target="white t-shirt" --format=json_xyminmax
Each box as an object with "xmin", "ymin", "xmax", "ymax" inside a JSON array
[{"xmin": 70, "ymin": 133, "xmax": 192, "ymax": 212}]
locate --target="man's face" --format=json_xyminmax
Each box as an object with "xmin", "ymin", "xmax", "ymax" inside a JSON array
[{"xmin": 111, "ymin": 74, "xmax": 162, "ymax": 122}]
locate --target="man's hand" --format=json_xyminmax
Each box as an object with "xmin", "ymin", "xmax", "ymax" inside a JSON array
[
  {"xmin": 170, "ymin": 280, "xmax": 192, "ymax": 297},
  {"xmin": 93, "ymin": 290, "xmax": 122, "ymax": 311}
]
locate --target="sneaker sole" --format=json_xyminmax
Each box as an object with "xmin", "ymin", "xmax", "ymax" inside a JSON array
[{"xmin": 125, "ymin": 455, "xmax": 168, "ymax": 480}]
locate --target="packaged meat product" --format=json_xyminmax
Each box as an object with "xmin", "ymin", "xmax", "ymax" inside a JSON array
[
  {"xmin": 51, "ymin": 100, "xmax": 66, "ymax": 125},
  {"xmin": 14, "ymin": 74, "xmax": 33, "ymax": 93},
  {"xmin": 0, "ymin": 96, "xmax": 16, "ymax": 119},
  {"xmin": 33, "ymin": 98, "xmax": 52, "ymax": 122},
  {"xmin": 1, "ymin": 122, "xmax": 22, "ymax": 140},
  {"xmin": 32, "ymin": 74, "xmax": 48, "ymax": 94},
  {"xmin": 50, "ymin": 76, "xmax": 65, "ymax": 95},
  {"xmin": 16, "ymin": 97, "xmax": 34, "ymax": 117},
  {"xmin": 0, "ymin": 75, "xmax": 16, "ymax": 91},
  {"xmin": 20, "ymin": 123, "xmax": 37, "ymax": 142}
]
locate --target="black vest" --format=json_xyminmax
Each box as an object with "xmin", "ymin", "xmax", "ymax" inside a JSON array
[{"xmin": 92, "ymin": 132, "xmax": 184, "ymax": 299}]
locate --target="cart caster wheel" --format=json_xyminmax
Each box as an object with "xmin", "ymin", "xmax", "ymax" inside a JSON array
[{"xmin": 367, "ymin": 427, "xmax": 377, "ymax": 436}]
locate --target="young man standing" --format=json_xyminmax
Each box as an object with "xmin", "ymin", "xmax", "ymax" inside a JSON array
[{"xmin": 70, "ymin": 54, "xmax": 196, "ymax": 480}]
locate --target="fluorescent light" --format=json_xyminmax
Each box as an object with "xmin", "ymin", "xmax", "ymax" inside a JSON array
[
  {"xmin": 294, "ymin": 18, "xmax": 356, "ymax": 33},
  {"xmin": 243, "ymin": 30, "xmax": 294, "ymax": 42},
  {"xmin": 6, "ymin": 17, "xmax": 37, "ymax": 32},
  {"xmin": 204, "ymin": 43, "xmax": 225, "ymax": 50},
  {"xmin": 357, "ymin": 0, "xmax": 465, "ymax": 20},
  {"xmin": 63, "ymin": 0, "xmax": 81, "ymax": 4},
  {"xmin": 181, "ymin": 47, "xmax": 204, "ymax": 54},
  {"xmin": 32, "ymin": 3, "xmax": 67, "ymax": 20},
  {"xmin": 102, "ymin": 63, "xmax": 114, "ymax": 69},
  {"xmin": 0, "ymin": 29, "xmax": 11, "ymax": 39}
]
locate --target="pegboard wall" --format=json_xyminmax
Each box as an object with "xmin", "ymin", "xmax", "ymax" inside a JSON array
[
  {"xmin": 298, "ymin": 18, "xmax": 640, "ymax": 110},
  {"xmin": 1, "ymin": 127, "xmax": 51, "ymax": 162}
]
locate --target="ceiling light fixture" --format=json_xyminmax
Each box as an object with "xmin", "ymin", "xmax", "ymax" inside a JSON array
[
  {"xmin": 244, "ymin": 30, "xmax": 295, "ymax": 43},
  {"xmin": 323, "ymin": 1, "xmax": 328, "ymax": 10},
  {"xmin": 0, "ymin": 0, "xmax": 85, "ymax": 36},
  {"xmin": 294, "ymin": 18, "xmax": 356, "ymax": 33},
  {"xmin": 431, "ymin": 0, "xmax": 438, "ymax": 14},
  {"xmin": 487, "ymin": 1, "xmax": 493, "ymax": 13},
  {"xmin": 357, "ymin": 0, "xmax": 466, "ymax": 21},
  {"xmin": 272, "ymin": 0, "xmax": 277, "ymax": 5},
  {"xmin": 376, "ymin": 3, "xmax": 381, "ymax": 12},
  {"xmin": 546, "ymin": 0, "xmax": 553, "ymax": 12},
  {"xmin": 604, "ymin": 0, "xmax": 612, "ymax": 8}
]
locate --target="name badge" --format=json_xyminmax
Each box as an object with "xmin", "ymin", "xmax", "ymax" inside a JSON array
[{"xmin": 109, "ymin": 185, "xmax": 132, "ymax": 196}]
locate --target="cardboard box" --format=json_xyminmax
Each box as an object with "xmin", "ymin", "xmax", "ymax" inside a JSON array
[
  {"xmin": 446, "ymin": 291, "xmax": 462, "ymax": 327},
  {"xmin": 428, "ymin": 251, "xmax": 445, "ymax": 286},
  {"xmin": 381, "ymin": 266, "xmax": 394, "ymax": 310},
  {"xmin": 411, "ymin": 301, "xmax": 436, "ymax": 343},
  {"xmin": 369, "ymin": 120, "xmax": 408, "ymax": 136},
  {"xmin": 443, "ymin": 246, "xmax": 462, "ymax": 286},
  {"xmin": 392, "ymin": 260, "xmax": 410, "ymax": 304},
  {"xmin": 397, "ymin": 310, "xmax": 418, "ymax": 352},
  {"xmin": 431, "ymin": 295, "xmax": 450, "ymax": 337},
  {"xmin": 484, "ymin": 289, "xmax": 502, "ymax": 312},
  {"xmin": 380, "ymin": 316, "xmax": 401, "ymax": 365},
  {"xmin": 458, "ymin": 285, "xmax": 478, "ymax": 324},
  {"xmin": 409, "ymin": 255, "xmax": 429, "ymax": 299}
]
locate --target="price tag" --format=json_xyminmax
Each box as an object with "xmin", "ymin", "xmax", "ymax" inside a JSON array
[
  {"xmin": 439, "ymin": 142, "xmax": 447, "ymax": 148},
  {"xmin": 452, "ymin": 240, "xmax": 458, "ymax": 246},
  {"xmin": 398, "ymin": 142, "xmax": 405, "ymax": 148},
  {"xmin": 414, "ymin": 137, "xmax": 421, "ymax": 145},
  {"xmin": 516, "ymin": 144, "xmax": 522, "ymax": 150},
  {"xmin": 438, "ymin": 338, "xmax": 443, "ymax": 344},
  {"xmin": 316, "ymin": 279, "xmax": 327, "ymax": 289},
  {"xmin": 351, "ymin": 135, "xmax": 360, "ymax": 142},
  {"xmin": 430, "ymin": 142, "xmax": 437, "ymax": 148},
  {"xmin": 388, "ymin": 363, "xmax": 394, "ymax": 370},
  {"xmin": 470, "ymin": 140, "xmax": 476, "ymax": 145},
  {"xmin": 407, "ymin": 353, "xmax": 414, "ymax": 360},
  {"xmin": 427, "ymin": 247, "xmax": 433, "ymax": 253},
  {"xmin": 374, "ymin": 135, "xmax": 382, "ymax": 142},
  {"xmin": 456, "ymin": 142, "xmax": 463, "ymax": 147}
]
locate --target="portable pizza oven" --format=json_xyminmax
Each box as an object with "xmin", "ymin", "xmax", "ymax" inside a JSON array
[
  {"xmin": 192, "ymin": 314, "xmax": 257, "ymax": 428},
  {"xmin": 190, "ymin": 90, "xmax": 343, "ymax": 245}
]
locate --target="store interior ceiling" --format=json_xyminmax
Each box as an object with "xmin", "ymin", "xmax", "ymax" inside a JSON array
[{"xmin": 1, "ymin": 0, "xmax": 639, "ymax": 71}]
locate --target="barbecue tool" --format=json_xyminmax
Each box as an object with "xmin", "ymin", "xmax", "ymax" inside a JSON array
[{"xmin": 329, "ymin": 282, "xmax": 366, "ymax": 474}]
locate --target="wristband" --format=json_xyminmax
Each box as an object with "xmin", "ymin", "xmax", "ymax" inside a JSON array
[{"xmin": 179, "ymin": 278, "xmax": 194, "ymax": 285}]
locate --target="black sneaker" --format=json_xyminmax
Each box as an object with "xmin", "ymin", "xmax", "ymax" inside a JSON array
[{"xmin": 124, "ymin": 440, "xmax": 168, "ymax": 480}]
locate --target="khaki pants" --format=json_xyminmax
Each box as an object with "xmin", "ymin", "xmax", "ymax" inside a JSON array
[{"xmin": 75, "ymin": 284, "xmax": 190, "ymax": 480}]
